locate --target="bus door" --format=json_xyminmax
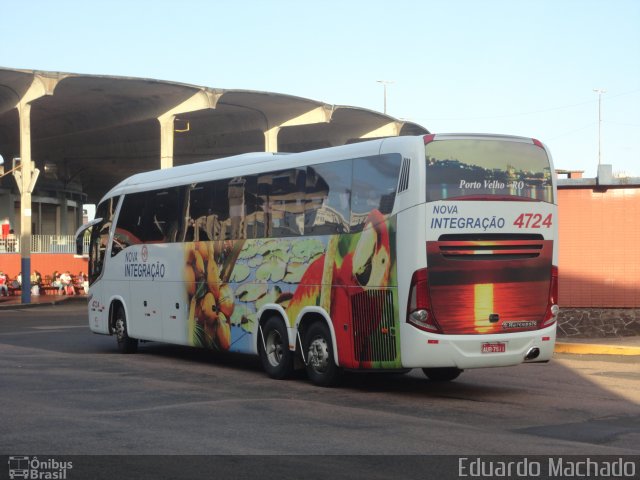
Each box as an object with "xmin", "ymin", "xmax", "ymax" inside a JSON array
[{"xmin": 84, "ymin": 215, "xmax": 111, "ymax": 334}]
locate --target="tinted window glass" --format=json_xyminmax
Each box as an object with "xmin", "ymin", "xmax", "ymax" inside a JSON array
[
  {"xmin": 113, "ymin": 192, "xmax": 146, "ymax": 253},
  {"xmin": 425, "ymin": 139, "xmax": 554, "ymax": 202},
  {"xmin": 268, "ymin": 169, "xmax": 305, "ymax": 237},
  {"xmin": 115, "ymin": 187, "xmax": 183, "ymax": 248},
  {"xmin": 305, "ymin": 161, "xmax": 351, "ymax": 235},
  {"xmin": 228, "ymin": 177, "xmax": 248, "ymax": 240},
  {"xmin": 183, "ymin": 180, "xmax": 227, "ymax": 242},
  {"xmin": 91, "ymin": 196, "xmax": 119, "ymax": 279},
  {"xmin": 351, "ymin": 154, "xmax": 402, "ymax": 230},
  {"xmin": 255, "ymin": 173, "xmax": 272, "ymax": 238},
  {"xmin": 244, "ymin": 176, "xmax": 259, "ymax": 239}
]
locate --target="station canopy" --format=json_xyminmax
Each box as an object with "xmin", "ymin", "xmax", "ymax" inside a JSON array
[{"xmin": 0, "ymin": 68, "xmax": 428, "ymax": 203}]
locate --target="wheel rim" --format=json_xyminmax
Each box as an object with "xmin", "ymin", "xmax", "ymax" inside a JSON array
[
  {"xmin": 115, "ymin": 317, "xmax": 125, "ymax": 342},
  {"xmin": 265, "ymin": 330, "xmax": 284, "ymax": 367},
  {"xmin": 307, "ymin": 336, "xmax": 330, "ymax": 373}
]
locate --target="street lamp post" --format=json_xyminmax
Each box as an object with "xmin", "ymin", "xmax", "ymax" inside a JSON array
[
  {"xmin": 376, "ymin": 80, "xmax": 394, "ymax": 114},
  {"xmin": 593, "ymin": 88, "xmax": 606, "ymax": 165}
]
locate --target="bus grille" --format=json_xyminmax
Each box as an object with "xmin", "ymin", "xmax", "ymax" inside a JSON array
[
  {"xmin": 436, "ymin": 234, "xmax": 544, "ymax": 261},
  {"xmin": 397, "ymin": 157, "xmax": 411, "ymax": 192},
  {"xmin": 351, "ymin": 289, "xmax": 397, "ymax": 363}
]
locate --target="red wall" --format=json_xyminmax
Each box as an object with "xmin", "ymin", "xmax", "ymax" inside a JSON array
[
  {"xmin": 558, "ymin": 186, "xmax": 640, "ymax": 308},
  {"xmin": 0, "ymin": 254, "xmax": 89, "ymax": 280}
]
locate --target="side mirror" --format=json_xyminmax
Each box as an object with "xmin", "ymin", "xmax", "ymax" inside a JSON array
[
  {"xmin": 76, "ymin": 234, "xmax": 85, "ymax": 256},
  {"xmin": 74, "ymin": 218, "xmax": 103, "ymax": 256}
]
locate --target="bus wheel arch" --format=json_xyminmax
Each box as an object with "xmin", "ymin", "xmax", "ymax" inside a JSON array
[
  {"xmin": 110, "ymin": 301, "xmax": 138, "ymax": 354},
  {"xmin": 257, "ymin": 311, "xmax": 294, "ymax": 380}
]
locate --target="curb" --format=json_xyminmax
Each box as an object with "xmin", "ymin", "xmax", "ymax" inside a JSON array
[
  {"xmin": 0, "ymin": 296, "xmax": 87, "ymax": 310},
  {"xmin": 555, "ymin": 342, "xmax": 640, "ymax": 356}
]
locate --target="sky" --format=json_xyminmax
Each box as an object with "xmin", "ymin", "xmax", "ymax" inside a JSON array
[{"xmin": 2, "ymin": 0, "xmax": 639, "ymax": 178}]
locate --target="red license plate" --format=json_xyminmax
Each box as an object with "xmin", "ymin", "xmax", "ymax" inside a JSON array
[{"xmin": 481, "ymin": 342, "xmax": 506, "ymax": 353}]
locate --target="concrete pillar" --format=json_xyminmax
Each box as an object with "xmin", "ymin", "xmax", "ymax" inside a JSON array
[
  {"xmin": 76, "ymin": 198, "xmax": 84, "ymax": 230},
  {"xmin": 11, "ymin": 72, "xmax": 62, "ymax": 303},
  {"xmin": 60, "ymin": 195, "xmax": 69, "ymax": 234},
  {"xmin": 157, "ymin": 89, "xmax": 221, "ymax": 170},
  {"xmin": 15, "ymin": 102, "xmax": 37, "ymax": 302},
  {"xmin": 264, "ymin": 126, "xmax": 280, "ymax": 153},
  {"xmin": 159, "ymin": 115, "xmax": 175, "ymax": 170}
]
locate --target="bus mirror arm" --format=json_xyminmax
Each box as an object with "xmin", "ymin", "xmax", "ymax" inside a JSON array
[
  {"xmin": 76, "ymin": 235, "xmax": 84, "ymax": 256},
  {"xmin": 74, "ymin": 217, "xmax": 103, "ymax": 255}
]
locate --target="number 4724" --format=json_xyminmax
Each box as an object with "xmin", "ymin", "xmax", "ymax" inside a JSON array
[{"xmin": 513, "ymin": 213, "xmax": 552, "ymax": 228}]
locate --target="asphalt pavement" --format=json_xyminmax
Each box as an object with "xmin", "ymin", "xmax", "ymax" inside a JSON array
[{"xmin": 1, "ymin": 293, "xmax": 639, "ymax": 356}]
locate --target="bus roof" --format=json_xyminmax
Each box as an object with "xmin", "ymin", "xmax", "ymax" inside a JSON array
[
  {"xmin": 100, "ymin": 137, "xmax": 398, "ymax": 202},
  {"xmin": 98, "ymin": 133, "xmax": 549, "ymax": 204}
]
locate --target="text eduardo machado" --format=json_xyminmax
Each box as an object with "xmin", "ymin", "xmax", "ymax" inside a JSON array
[{"xmin": 458, "ymin": 457, "xmax": 637, "ymax": 478}]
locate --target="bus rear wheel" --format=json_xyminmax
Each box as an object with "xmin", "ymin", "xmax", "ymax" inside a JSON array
[
  {"xmin": 259, "ymin": 316, "xmax": 293, "ymax": 379},
  {"xmin": 304, "ymin": 322, "xmax": 340, "ymax": 387},
  {"xmin": 114, "ymin": 305, "xmax": 138, "ymax": 354},
  {"xmin": 422, "ymin": 367, "xmax": 462, "ymax": 382}
]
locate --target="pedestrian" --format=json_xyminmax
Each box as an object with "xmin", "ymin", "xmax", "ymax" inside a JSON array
[
  {"xmin": 0, "ymin": 271, "xmax": 8, "ymax": 296},
  {"xmin": 60, "ymin": 271, "xmax": 73, "ymax": 295}
]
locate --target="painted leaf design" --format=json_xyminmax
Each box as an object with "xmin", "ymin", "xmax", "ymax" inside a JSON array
[
  {"xmin": 230, "ymin": 263, "xmax": 250, "ymax": 282},
  {"xmin": 256, "ymin": 286, "xmax": 283, "ymax": 310},
  {"xmin": 256, "ymin": 257, "xmax": 286, "ymax": 282},
  {"xmin": 291, "ymin": 238, "xmax": 324, "ymax": 261},
  {"xmin": 283, "ymin": 262, "xmax": 307, "ymax": 283},
  {"xmin": 235, "ymin": 282, "xmax": 268, "ymax": 302}
]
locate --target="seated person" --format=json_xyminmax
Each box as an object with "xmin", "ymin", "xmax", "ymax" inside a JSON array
[
  {"xmin": 60, "ymin": 271, "xmax": 73, "ymax": 294},
  {"xmin": 0, "ymin": 272, "xmax": 8, "ymax": 297}
]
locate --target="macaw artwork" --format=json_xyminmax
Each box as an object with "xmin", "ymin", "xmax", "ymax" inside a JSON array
[{"xmin": 183, "ymin": 208, "xmax": 400, "ymax": 369}]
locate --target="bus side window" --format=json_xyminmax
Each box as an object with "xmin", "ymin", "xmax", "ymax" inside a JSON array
[
  {"xmin": 351, "ymin": 154, "xmax": 402, "ymax": 232},
  {"xmin": 244, "ymin": 176, "xmax": 258, "ymax": 239},
  {"xmin": 146, "ymin": 187, "xmax": 182, "ymax": 242},
  {"xmin": 305, "ymin": 160, "xmax": 351, "ymax": 236},
  {"xmin": 256, "ymin": 174, "xmax": 271, "ymax": 238},
  {"xmin": 112, "ymin": 192, "xmax": 146, "ymax": 254},
  {"xmin": 228, "ymin": 177, "xmax": 248, "ymax": 240},
  {"xmin": 184, "ymin": 183, "xmax": 212, "ymax": 242},
  {"xmin": 269, "ymin": 168, "xmax": 305, "ymax": 238},
  {"xmin": 111, "ymin": 187, "xmax": 183, "ymax": 250}
]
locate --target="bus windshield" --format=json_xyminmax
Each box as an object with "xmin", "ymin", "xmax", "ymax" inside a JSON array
[{"xmin": 425, "ymin": 139, "xmax": 554, "ymax": 203}]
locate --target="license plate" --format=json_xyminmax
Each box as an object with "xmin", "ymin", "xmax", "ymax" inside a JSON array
[{"xmin": 481, "ymin": 342, "xmax": 506, "ymax": 353}]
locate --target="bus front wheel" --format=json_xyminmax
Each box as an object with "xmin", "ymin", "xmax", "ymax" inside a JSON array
[
  {"xmin": 304, "ymin": 322, "xmax": 340, "ymax": 387},
  {"xmin": 259, "ymin": 316, "xmax": 293, "ymax": 379},
  {"xmin": 422, "ymin": 367, "xmax": 462, "ymax": 382},
  {"xmin": 114, "ymin": 305, "xmax": 138, "ymax": 354}
]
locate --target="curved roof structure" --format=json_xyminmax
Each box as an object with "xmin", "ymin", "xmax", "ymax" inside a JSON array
[{"xmin": 0, "ymin": 67, "xmax": 428, "ymax": 203}]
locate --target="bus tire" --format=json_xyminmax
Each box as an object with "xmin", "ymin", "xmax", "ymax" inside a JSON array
[
  {"xmin": 114, "ymin": 305, "xmax": 138, "ymax": 354},
  {"xmin": 259, "ymin": 316, "xmax": 293, "ymax": 380},
  {"xmin": 422, "ymin": 367, "xmax": 462, "ymax": 382},
  {"xmin": 304, "ymin": 322, "xmax": 340, "ymax": 387}
]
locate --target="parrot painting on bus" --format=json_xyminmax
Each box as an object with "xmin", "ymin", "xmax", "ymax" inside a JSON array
[{"xmin": 285, "ymin": 209, "xmax": 397, "ymax": 368}]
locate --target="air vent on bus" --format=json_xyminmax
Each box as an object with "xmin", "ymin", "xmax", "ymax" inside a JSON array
[
  {"xmin": 435, "ymin": 234, "xmax": 545, "ymax": 261},
  {"xmin": 352, "ymin": 289, "xmax": 397, "ymax": 363},
  {"xmin": 397, "ymin": 158, "xmax": 411, "ymax": 193}
]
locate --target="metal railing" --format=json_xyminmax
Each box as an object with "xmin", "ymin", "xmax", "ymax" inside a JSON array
[{"xmin": 0, "ymin": 235, "xmax": 91, "ymax": 254}]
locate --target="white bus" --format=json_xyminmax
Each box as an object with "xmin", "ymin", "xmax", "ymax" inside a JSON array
[{"xmin": 76, "ymin": 133, "xmax": 558, "ymax": 386}]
